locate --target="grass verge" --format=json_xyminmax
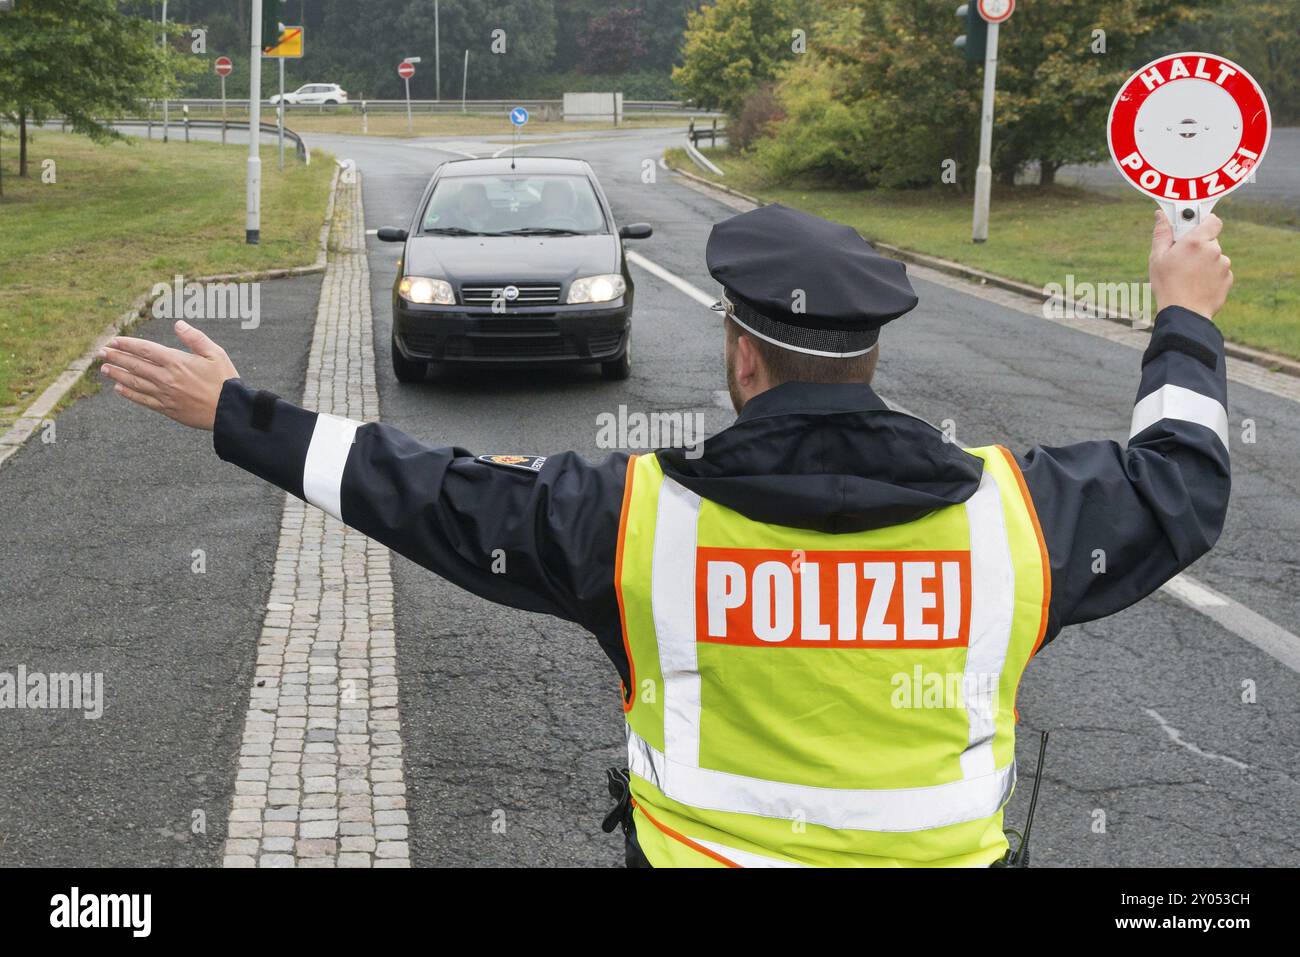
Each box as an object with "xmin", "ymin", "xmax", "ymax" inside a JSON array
[
  {"xmin": 0, "ymin": 130, "xmax": 335, "ymax": 412},
  {"xmin": 666, "ymin": 147, "xmax": 1300, "ymax": 361}
]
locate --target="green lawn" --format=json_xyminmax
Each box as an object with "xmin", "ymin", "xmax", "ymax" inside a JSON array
[
  {"xmin": 667, "ymin": 147, "xmax": 1300, "ymax": 361},
  {"xmin": 0, "ymin": 130, "xmax": 335, "ymax": 412}
]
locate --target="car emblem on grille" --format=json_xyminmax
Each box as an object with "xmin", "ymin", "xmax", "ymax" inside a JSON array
[{"xmin": 502, "ymin": 285, "xmax": 520, "ymax": 301}]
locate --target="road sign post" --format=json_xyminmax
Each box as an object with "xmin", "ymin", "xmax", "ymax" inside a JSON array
[
  {"xmin": 261, "ymin": 24, "xmax": 303, "ymax": 172},
  {"xmin": 399, "ymin": 59, "xmax": 417, "ymax": 132},
  {"xmin": 215, "ymin": 56, "xmax": 233, "ymax": 145},
  {"xmin": 248, "ymin": 0, "xmax": 263, "ymax": 244},
  {"xmin": 278, "ymin": 57, "xmax": 285, "ymax": 171},
  {"xmin": 1107, "ymin": 52, "xmax": 1270, "ymax": 239},
  {"xmin": 971, "ymin": 0, "xmax": 1013, "ymax": 243},
  {"xmin": 509, "ymin": 106, "xmax": 528, "ymax": 168},
  {"xmin": 462, "ymin": 50, "xmax": 469, "ymax": 113}
]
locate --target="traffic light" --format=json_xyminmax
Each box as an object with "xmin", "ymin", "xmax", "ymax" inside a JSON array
[
  {"xmin": 261, "ymin": 0, "xmax": 287, "ymax": 52},
  {"xmin": 954, "ymin": 3, "xmax": 988, "ymax": 64}
]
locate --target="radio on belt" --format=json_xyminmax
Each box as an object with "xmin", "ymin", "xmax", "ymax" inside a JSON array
[{"xmin": 1107, "ymin": 52, "xmax": 1271, "ymax": 238}]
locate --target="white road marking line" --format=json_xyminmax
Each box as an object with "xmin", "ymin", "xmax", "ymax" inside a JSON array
[
  {"xmin": 630, "ymin": 249, "xmax": 1300, "ymax": 676},
  {"xmin": 365, "ymin": 228, "xmax": 378, "ymax": 235},
  {"xmin": 1161, "ymin": 573, "xmax": 1300, "ymax": 673},
  {"xmin": 1143, "ymin": 708, "xmax": 1249, "ymax": 770},
  {"xmin": 626, "ymin": 250, "xmax": 717, "ymax": 308}
]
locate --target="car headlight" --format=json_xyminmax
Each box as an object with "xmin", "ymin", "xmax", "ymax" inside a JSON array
[
  {"xmin": 567, "ymin": 274, "xmax": 626, "ymax": 304},
  {"xmin": 399, "ymin": 276, "xmax": 455, "ymax": 305}
]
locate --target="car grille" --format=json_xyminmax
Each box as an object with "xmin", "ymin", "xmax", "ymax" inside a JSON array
[
  {"xmin": 459, "ymin": 282, "xmax": 563, "ymax": 306},
  {"xmin": 402, "ymin": 326, "xmax": 624, "ymax": 361}
]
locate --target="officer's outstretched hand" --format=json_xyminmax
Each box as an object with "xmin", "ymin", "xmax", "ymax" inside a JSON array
[
  {"xmin": 1149, "ymin": 210, "xmax": 1233, "ymax": 320},
  {"xmin": 99, "ymin": 320, "xmax": 239, "ymax": 431}
]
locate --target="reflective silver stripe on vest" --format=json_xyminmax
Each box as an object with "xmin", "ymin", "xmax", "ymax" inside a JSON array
[
  {"xmin": 959, "ymin": 470, "xmax": 1014, "ymax": 779},
  {"xmin": 634, "ymin": 474, "xmax": 1020, "ymax": 833},
  {"xmin": 628, "ymin": 725, "xmax": 1016, "ymax": 833},
  {"xmin": 652, "ymin": 477, "xmax": 704, "ymax": 769}
]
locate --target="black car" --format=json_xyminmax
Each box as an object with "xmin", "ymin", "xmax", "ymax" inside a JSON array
[{"xmin": 377, "ymin": 156, "xmax": 652, "ymax": 382}]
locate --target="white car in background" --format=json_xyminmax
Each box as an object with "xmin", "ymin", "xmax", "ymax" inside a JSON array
[{"xmin": 269, "ymin": 83, "xmax": 348, "ymax": 105}]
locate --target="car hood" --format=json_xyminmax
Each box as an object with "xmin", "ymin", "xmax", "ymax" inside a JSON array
[{"xmin": 403, "ymin": 235, "xmax": 619, "ymax": 285}]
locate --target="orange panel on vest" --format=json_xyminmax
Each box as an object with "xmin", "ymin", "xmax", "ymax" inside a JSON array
[{"xmin": 694, "ymin": 548, "xmax": 971, "ymax": 648}]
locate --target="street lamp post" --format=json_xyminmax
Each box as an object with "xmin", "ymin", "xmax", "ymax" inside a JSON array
[
  {"xmin": 248, "ymin": 0, "xmax": 264, "ymax": 244},
  {"xmin": 434, "ymin": 0, "xmax": 441, "ymax": 102},
  {"xmin": 161, "ymin": 0, "xmax": 169, "ymax": 143}
]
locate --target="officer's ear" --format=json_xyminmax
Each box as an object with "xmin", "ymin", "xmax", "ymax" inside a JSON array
[{"xmin": 732, "ymin": 330, "xmax": 768, "ymax": 392}]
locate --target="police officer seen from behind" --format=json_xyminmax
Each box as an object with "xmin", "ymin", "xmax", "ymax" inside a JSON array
[{"xmin": 100, "ymin": 203, "xmax": 1233, "ymax": 867}]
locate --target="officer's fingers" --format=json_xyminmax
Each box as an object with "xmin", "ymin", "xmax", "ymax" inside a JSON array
[
  {"xmin": 107, "ymin": 336, "xmax": 184, "ymax": 369},
  {"xmin": 1219, "ymin": 254, "xmax": 1232, "ymax": 271},
  {"xmin": 99, "ymin": 346, "xmax": 167, "ymax": 386},
  {"xmin": 1186, "ymin": 212, "xmax": 1224, "ymax": 244},
  {"xmin": 100, "ymin": 362, "xmax": 162, "ymax": 398},
  {"xmin": 1150, "ymin": 208, "xmax": 1174, "ymax": 256},
  {"xmin": 111, "ymin": 381, "xmax": 165, "ymax": 413},
  {"xmin": 173, "ymin": 319, "xmax": 225, "ymax": 360}
]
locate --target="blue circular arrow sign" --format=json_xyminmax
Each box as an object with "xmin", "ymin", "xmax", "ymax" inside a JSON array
[{"xmin": 510, "ymin": 107, "xmax": 529, "ymax": 127}]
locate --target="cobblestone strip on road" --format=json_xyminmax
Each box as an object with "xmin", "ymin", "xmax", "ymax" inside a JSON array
[{"xmin": 222, "ymin": 170, "xmax": 411, "ymax": 868}]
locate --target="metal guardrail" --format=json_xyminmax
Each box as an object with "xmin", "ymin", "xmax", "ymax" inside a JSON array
[
  {"xmin": 144, "ymin": 98, "xmax": 721, "ymax": 118},
  {"xmin": 688, "ymin": 117, "xmax": 725, "ymax": 148},
  {"xmin": 99, "ymin": 117, "xmax": 309, "ymax": 162}
]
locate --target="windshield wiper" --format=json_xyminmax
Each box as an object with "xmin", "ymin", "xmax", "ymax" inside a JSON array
[
  {"xmin": 424, "ymin": 226, "xmax": 492, "ymax": 236},
  {"xmin": 500, "ymin": 227, "xmax": 583, "ymax": 236}
]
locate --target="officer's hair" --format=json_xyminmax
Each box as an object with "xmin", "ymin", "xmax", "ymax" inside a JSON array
[{"xmin": 726, "ymin": 317, "xmax": 879, "ymax": 386}]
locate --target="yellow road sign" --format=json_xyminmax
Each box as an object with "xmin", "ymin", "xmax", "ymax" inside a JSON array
[{"xmin": 263, "ymin": 25, "xmax": 303, "ymax": 59}]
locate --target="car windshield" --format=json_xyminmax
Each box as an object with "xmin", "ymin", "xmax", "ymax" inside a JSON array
[{"xmin": 422, "ymin": 173, "xmax": 607, "ymax": 236}]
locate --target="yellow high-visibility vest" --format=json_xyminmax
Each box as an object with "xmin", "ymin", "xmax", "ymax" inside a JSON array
[{"xmin": 613, "ymin": 446, "xmax": 1050, "ymax": 867}]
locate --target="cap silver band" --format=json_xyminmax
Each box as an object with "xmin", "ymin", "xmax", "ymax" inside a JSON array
[{"xmin": 715, "ymin": 293, "xmax": 880, "ymax": 359}]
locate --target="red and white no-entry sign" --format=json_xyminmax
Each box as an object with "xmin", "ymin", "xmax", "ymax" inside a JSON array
[
  {"xmin": 1108, "ymin": 52, "xmax": 1269, "ymax": 235},
  {"xmin": 397, "ymin": 61, "xmax": 416, "ymax": 79},
  {"xmin": 214, "ymin": 56, "xmax": 233, "ymax": 77},
  {"xmin": 977, "ymin": 0, "xmax": 1014, "ymax": 24}
]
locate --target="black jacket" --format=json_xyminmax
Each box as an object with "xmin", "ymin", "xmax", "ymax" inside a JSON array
[{"xmin": 214, "ymin": 305, "xmax": 1231, "ymax": 694}]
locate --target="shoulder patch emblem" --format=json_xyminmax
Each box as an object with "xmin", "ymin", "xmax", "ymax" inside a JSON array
[{"xmin": 478, "ymin": 453, "xmax": 547, "ymax": 473}]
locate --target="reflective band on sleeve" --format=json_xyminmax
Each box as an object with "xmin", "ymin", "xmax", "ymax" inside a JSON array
[
  {"xmin": 627, "ymin": 726, "xmax": 1015, "ymax": 833},
  {"xmin": 302, "ymin": 413, "xmax": 362, "ymax": 521},
  {"xmin": 959, "ymin": 471, "xmax": 1015, "ymax": 780},
  {"xmin": 653, "ymin": 478, "xmax": 704, "ymax": 768},
  {"xmin": 1129, "ymin": 383, "xmax": 1229, "ymax": 450}
]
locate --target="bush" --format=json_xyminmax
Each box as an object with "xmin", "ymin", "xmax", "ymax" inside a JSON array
[
  {"xmin": 728, "ymin": 83, "xmax": 785, "ymax": 151},
  {"xmin": 749, "ymin": 59, "xmax": 881, "ymax": 187}
]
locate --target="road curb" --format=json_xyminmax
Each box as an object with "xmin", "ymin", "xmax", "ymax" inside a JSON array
[
  {"xmin": 0, "ymin": 158, "xmax": 344, "ymax": 472},
  {"xmin": 664, "ymin": 158, "xmax": 1300, "ymax": 381}
]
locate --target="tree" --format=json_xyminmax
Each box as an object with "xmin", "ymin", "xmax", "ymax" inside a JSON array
[
  {"xmin": 1167, "ymin": 0, "xmax": 1300, "ymax": 125},
  {"xmin": 756, "ymin": 0, "xmax": 1218, "ymax": 189},
  {"xmin": 673, "ymin": 0, "xmax": 801, "ymax": 114},
  {"xmin": 0, "ymin": 0, "xmax": 177, "ymax": 180},
  {"xmin": 578, "ymin": 8, "xmax": 645, "ymax": 75}
]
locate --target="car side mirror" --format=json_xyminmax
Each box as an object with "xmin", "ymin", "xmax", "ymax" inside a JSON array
[
  {"xmin": 376, "ymin": 227, "xmax": 408, "ymax": 243},
  {"xmin": 619, "ymin": 223, "xmax": 652, "ymax": 240}
]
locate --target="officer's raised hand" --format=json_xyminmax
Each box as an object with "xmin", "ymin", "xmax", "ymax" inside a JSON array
[
  {"xmin": 98, "ymin": 320, "xmax": 238, "ymax": 430},
  {"xmin": 1148, "ymin": 210, "xmax": 1233, "ymax": 320}
]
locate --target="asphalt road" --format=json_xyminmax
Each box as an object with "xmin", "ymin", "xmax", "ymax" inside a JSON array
[{"xmin": 2, "ymin": 124, "xmax": 1297, "ymax": 867}]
